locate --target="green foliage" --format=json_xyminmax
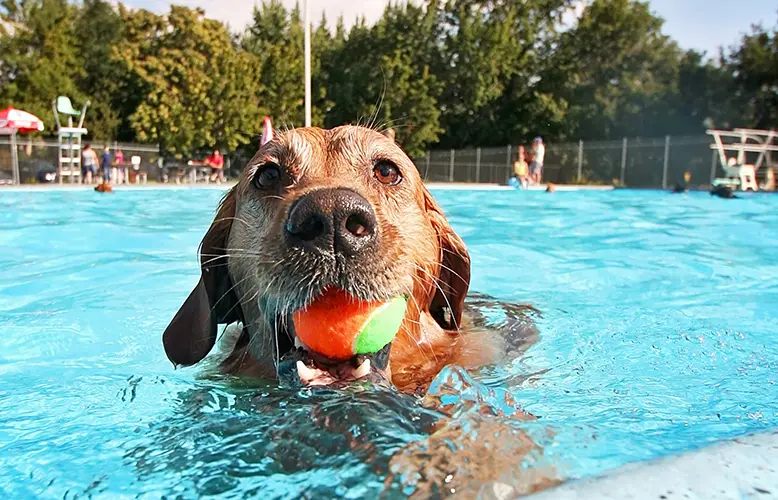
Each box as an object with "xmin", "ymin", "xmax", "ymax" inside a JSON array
[
  {"xmin": 73, "ymin": 0, "xmax": 124, "ymax": 140},
  {"xmin": 242, "ymin": 0, "xmax": 315, "ymax": 129},
  {"xmin": 0, "ymin": 0, "xmax": 81, "ymax": 132},
  {"xmin": 0, "ymin": 0, "xmax": 776, "ymax": 157},
  {"xmin": 726, "ymin": 18, "xmax": 778, "ymax": 128},
  {"xmin": 113, "ymin": 6, "xmax": 263, "ymax": 157},
  {"xmin": 545, "ymin": 0, "xmax": 683, "ymax": 139},
  {"xmin": 324, "ymin": 2, "xmax": 442, "ymax": 156}
]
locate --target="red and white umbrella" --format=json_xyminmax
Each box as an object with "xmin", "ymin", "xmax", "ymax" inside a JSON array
[
  {"xmin": 0, "ymin": 107, "xmax": 44, "ymax": 185},
  {"xmin": 0, "ymin": 106, "xmax": 45, "ymax": 133}
]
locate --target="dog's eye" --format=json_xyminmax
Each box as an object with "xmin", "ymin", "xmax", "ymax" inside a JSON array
[
  {"xmin": 373, "ymin": 161, "xmax": 402, "ymax": 186},
  {"xmin": 253, "ymin": 163, "xmax": 282, "ymax": 189}
]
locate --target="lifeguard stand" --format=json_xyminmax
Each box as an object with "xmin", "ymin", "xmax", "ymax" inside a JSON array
[
  {"xmin": 707, "ymin": 128, "xmax": 778, "ymax": 191},
  {"xmin": 52, "ymin": 96, "xmax": 90, "ymax": 184}
]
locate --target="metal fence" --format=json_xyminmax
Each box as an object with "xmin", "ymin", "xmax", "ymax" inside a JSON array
[
  {"xmin": 0, "ymin": 137, "xmax": 161, "ymax": 184},
  {"xmin": 412, "ymin": 135, "xmax": 728, "ymax": 188},
  {"xmin": 0, "ymin": 134, "xmax": 740, "ymax": 188}
]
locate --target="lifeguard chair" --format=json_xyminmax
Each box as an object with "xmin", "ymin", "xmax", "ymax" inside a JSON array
[
  {"xmin": 52, "ymin": 96, "xmax": 90, "ymax": 184},
  {"xmin": 707, "ymin": 128, "xmax": 778, "ymax": 191}
]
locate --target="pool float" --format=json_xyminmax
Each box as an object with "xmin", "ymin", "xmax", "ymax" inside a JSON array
[{"xmin": 292, "ymin": 288, "xmax": 407, "ymax": 360}]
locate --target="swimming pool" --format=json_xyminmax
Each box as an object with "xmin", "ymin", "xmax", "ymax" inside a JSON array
[{"xmin": 1, "ymin": 188, "xmax": 777, "ymax": 498}]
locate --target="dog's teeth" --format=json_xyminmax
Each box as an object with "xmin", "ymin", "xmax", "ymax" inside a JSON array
[
  {"xmin": 296, "ymin": 361, "xmax": 316, "ymax": 382},
  {"xmin": 354, "ymin": 359, "xmax": 371, "ymax": 379},
  {"xmin": 294, "ymin": 336, "xmax": 303, "ymax": 348}
]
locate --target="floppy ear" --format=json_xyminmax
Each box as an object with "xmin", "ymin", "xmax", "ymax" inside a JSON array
[
  {"xmin": 423, "ymin": 186, "xmax": 471, "ymax": 330},
  {"xmin": 162, "ymin": 189, "xmax": 243, "ymax": 366}
]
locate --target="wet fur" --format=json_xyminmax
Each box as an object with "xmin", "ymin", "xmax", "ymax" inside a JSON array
[{"xmin": 162, "ymin": 126, "xmax": 503, "ymax": 394}]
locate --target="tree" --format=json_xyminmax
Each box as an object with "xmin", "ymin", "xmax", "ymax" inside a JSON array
[
  {"xmin": 726, "ymin": 16, "xmax": 778, "ymax": 129},
  {"xmin": 243, "ymin": 0, "xmax": 314, "ymax": 128},
  {"xmin": 324, "ymin": 3, "xmax": 443, "ymax": 156},
  {"xmin": 72, "ymin": 0, "xmax": 124, "ymax": 140},
  {"xmin": 674, "ymin": 50, "xmax": 740, "ymax": 132},
  {"xmin": 0, "ymin": 0, "xmax": 81, "ymax": 134},
  {"xmin": 113, "ymin": 6, "xmax": 263, "ymax": 157},
  {"xmin": 544, "ymin": 0, "xmax": 684, "ymax": 140}
]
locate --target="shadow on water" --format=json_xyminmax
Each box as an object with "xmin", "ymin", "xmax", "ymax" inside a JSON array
[{"xmin": 125, "ymin": 295, "xmax": 561, "ymax": 499}]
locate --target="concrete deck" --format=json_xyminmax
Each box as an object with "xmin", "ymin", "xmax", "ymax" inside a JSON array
[{"xmin": 521, "ymin": 430, "xmax": 778, "ymax": 500}]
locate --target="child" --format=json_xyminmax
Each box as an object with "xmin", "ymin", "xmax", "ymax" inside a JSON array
[{"xmin": 512, "ymin": 146, "xmax": 529, "ymax": 189}]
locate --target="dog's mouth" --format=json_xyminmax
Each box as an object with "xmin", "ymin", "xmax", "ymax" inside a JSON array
[
  {"xmin": 277, "ymin": 339, "xmax": 392, "ymax": 388},
  {"xmin": 272, "ymin": 285, "xmax": 402, "ymax": 388}
]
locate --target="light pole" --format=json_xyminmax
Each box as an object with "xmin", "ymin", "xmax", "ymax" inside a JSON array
[{"xmin": 304, "ymin": 0, "xmax": 312, "ymax": 127}]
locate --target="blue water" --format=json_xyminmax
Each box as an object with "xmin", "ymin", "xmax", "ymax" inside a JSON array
[{"xmin": 1, "ymin": 188, "xmax": 777, "ymax": 498}]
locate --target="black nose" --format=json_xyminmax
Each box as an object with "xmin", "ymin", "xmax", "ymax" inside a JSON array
[{"xmin": 285, "ymin": 188, "xmax": 377, "ymax": 256}]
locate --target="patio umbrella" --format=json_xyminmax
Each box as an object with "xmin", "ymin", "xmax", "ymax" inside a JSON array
[
  {"xmin": 0, "ymin": 107, "xmax": 45, "ymax": 133},
  {"xmin": 0, "ymin": 107, "xmax": 45, "ymax": 185}
]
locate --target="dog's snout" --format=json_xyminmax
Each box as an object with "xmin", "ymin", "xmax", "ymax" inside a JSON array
[{"xmin": 285, "ymin": 189, "xmax": 377, "ymax": 256}]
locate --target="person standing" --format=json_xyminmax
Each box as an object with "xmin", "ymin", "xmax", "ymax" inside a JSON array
[
  {"xmin": 81, "ymin": 144, "xmax": 98, "ymax": 184},
  {"xmin": 101, "ymin": 146, "xmax": 112, "ymax": 184},
  {"xmin": 530, "ymin": 137, "xmax": 545, "ymax": 185},
  {"xmin": 114, "ymin": 149, "xmax": 125, "ymax": 184}
]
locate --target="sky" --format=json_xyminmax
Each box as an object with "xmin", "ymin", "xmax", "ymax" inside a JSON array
[{"xmin": 126, "ymin": 0, "xmax": 777, "ymax": 55}]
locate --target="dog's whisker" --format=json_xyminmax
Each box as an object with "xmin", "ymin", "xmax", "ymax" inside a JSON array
[
  {"xmin": 400, "ymin": 283, "xmax": 437, "ymax": 365},
  {"xmin": 211, "ymin": 216, "xmax": 251, "ymax": 228},
  {"xmin": 208, "ymin": 275, "xmax": 252, "ymax": 322},
  {"xmin": 412, "ymin": 263, "xmax": 460, "ymax": 330}
]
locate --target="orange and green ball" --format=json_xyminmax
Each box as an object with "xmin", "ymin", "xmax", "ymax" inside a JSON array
[{"xmin": 292, "ymin": 288, "xmax": 407, "ymax": 360}]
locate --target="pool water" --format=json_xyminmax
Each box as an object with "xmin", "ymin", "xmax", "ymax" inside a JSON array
[{"xmin": 1, "ymin": 188, "xmax": 777, "ymax": 498}]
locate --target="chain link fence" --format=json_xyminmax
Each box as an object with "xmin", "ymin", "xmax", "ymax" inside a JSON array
[
  {"xmin": 413, "ymin": 135, "xmax": 727, "ymax": 188},
  {"xmin": 1, "ymin": 133, "xmax": 743, "ymax": 188},
  {"xmin": 0, "ymin": 137, "xmax": 161, "ymax": 184}
]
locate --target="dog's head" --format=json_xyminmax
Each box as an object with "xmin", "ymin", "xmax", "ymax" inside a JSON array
[{"xmin": 162, "ymin": 125, "xmax": 469, "ymax": 384}]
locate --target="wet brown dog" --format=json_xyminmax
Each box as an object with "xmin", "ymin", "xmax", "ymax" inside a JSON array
[{"xmin": 162, "ymin": 126, "xmax": 502, "ymax": 393}]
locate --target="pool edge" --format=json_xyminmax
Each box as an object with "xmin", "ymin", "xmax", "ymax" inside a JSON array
[
  {"xmin": 518, "ymin": 430, "xmax": 778, "ymax": 499},
  {"xmin": 0, "ymin": 182, "xmax": 616, "ymax": 192}
]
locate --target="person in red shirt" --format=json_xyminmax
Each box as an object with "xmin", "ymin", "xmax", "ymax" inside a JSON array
[{"xmin": 205, "ymin": 149, "xmax": 224, "ymax": 183}]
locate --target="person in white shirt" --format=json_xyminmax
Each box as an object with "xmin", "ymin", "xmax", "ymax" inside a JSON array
[
  {"xmin": 530, "ymin": 137, "xmax": 545, "ymax": 185},
  {"xmin": 81, "ymin": 144, "xmax": 98, "ymax": 185}
]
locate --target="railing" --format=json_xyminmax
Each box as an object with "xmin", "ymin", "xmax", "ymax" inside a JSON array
[
  {"xmin": 0, "ymin": 137, "xmax": 160, "ymax": 184},
  {"xmin": 4, "ymin": 134, "xmax": 766, "ymax": 188},
  {"xmin": 412, "ymin": 135, "xmax": 732, "ymax": 188}
]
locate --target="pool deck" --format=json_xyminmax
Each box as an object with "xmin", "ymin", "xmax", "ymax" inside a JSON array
[
  {"xmin": 0, "ymin": 182, "xmax": 615, "ymax": 192},
  {"xmin": 520, "ymin": 430, "xmax": 778, "ymax": 500}
]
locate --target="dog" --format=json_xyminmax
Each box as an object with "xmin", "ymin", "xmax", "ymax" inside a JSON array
[
  {"xmin": 95, "ymin": 182, "xmax": 113, "ymax": 193},
  {"xmin": 163, "ymin": 125, "xmax": 503, "ymax": 394},
  {"xmin": 710, "ymin": 185, "xmax": 737, "ymax": 199}
]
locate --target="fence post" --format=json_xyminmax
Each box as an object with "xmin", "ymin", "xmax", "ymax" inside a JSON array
[
  {"xmin": 710, "ymin": 150, "xmax": 717, "ymax": 186},
  {"xmin": 448, "ymin": 149, "xmax": 455, "ymax": 183},
  {"xmin": 506, "ymin": 144, "xmax": 512, "ymax": 183},
  {"xmin": 577, "ymin": 140, "xmax": 583, "ymax": 182},
  {"xmin": 662, "ymin": 135, "xmax": 670, "ymax": 189},
  {"xmin": 475, "ymin": 147, "xmax": 481, "ymax": 184},
  {"xmin": 620, "ymin": 137, "xmax": 627, "ymax": 186},
  {"xmin": 10, "ymin": 131, "xmax": 19, "ymax": 185},
  {"xmin": 424, "ymin": 150, "xmax": 430, "ymax": 181}
]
